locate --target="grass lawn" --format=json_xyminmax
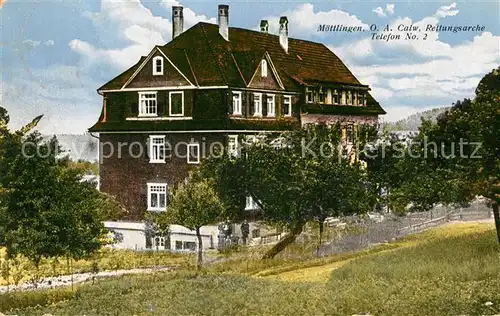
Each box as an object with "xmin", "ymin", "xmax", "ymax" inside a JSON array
[{"xmin": 2, "ymin": 222, "xmax": 500, "ymax": 315}]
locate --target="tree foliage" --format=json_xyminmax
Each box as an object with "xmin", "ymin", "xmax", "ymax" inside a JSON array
[
  {"xmin": 201, "ymin": 123, "xmax": 377, "ymax": 258},
  {"xmin": 155, "ymin": 173, "xmax": 225, "ymax": 267},
  {"xmin": 0, "ymin": 107, "xmax": 124, "ymax": 269},
  {"xmin": 366, "ymin": 67, "xmax": 500, "ymax": 241}
]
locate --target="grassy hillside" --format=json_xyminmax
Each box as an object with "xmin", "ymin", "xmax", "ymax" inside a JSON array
[{"xmin": 3, "ymin": 223, "xmax": 500, "ymax": 315}]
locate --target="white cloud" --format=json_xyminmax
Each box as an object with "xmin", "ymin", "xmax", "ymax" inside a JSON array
[
  {"xmin": 2, "ymin": 66, "xmax": 101, "ymax": 134},
  {"xmin": 386, "ymin": 4, "xmax": 395, "ymax": 15},
  {"xmin": 71, "ymin": 0, "xmax": 215, "ymax": 71},
  {"xmin": 372, "ymin": 7, "xmax": 386, "ymax": 18},
  {"xmin": 22, "ymin": 39, "xmax": 55, "ymax": 47},
  {"xmin": 22, "ymin": 39, "xmax": 41, "ymax": 47},
  {"xmin": 372, "ymin": 4, "xmax": 395, "ymax": 17},
  {"xmin": 260, "ymin": 3, "xmax": 367, "ymax": 37},
  {"xmin": 435, "ymin": 2, "xmax": 459, "ymax": 18},
  {"xmin": 332, "ymin": 2, "xmax": 500, "ymax": 109}
]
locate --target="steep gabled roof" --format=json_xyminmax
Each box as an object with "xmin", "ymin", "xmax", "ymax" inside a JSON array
[
  {"xmin": 98, "ymin": 56, "xmax": 146, "ymax": 91},
  {"xmin": 99, "ymin": 22, "xmax": 368, "ymax": 92}
]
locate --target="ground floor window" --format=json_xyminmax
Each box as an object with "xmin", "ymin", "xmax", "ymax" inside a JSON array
[
  {"xmin": 175, "ymin": 240, "xmax": 197, "ymax": 251},
  {"xmin": 245, "ymin": 195, "xmax": 260, "ymax": 210},
  {"xmin": 147, "ymin": 183, "xmax": 168, "ymax": 211}
]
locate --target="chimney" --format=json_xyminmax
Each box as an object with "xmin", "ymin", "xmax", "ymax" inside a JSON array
[
  {"xmin": 279, "ymin": 16, "xmax": 288, "ymax": 53},
  {"xmin": 172, "ymin": 6, "xmax": 184, "ymax": 39},
  {"xmin": 218, "ymin": 4, "xmax": 229, "ymax": 41},
  {"xmin": 260, "ymin": 20, "xmax": 269, "ymax": 33}
]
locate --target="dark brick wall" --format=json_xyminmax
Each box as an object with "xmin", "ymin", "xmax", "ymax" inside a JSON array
[{"xmin": 99, "ymin": 132, "xmax": 225, "ymax": 221}]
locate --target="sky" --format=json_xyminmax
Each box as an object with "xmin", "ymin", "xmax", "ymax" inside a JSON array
[{"xmin": 1, "ymin": 0, "xmax": 499, "ymax": 134}]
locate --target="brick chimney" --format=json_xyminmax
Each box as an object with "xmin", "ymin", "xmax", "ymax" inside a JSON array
[
  {"xmin": 172, "ymin": 6, "xmax": 184, "ymax": 39},
  {"xmin": 279, "ymin": 16, "xmax": 288, "ymax": 53},
  {"xmin": 218, "ymin": 4, "xmax": 229, "ymax": 41},
  {"xmin": 260, "ymin": 20, "xmax": 269, "ymax": 33}
]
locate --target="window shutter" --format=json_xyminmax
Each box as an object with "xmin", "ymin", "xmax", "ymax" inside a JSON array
[
  {"xmin": 157, "ymin": 101, "xmax": 165, "ymax": 116},
  {"xmin": 262, "ymin": 94, "xmax": 268, "ymax": 116},
  {"xmin": 131, "ymin": 101, "xmax": 139, "ymax": 116},
  {"xmin": 164, "ymin": 137, "xmax": 172, "ymax": 162},
  {"xmin": 249, "ymin": 93, "xmax": 254, "ymax": 116},
  {"xmin": 277, "ymin": 95, "xmax": 284, "ymax": 116},
  {"xmin": 228, "ymin": 92, "xmax": 234, "ymax": 114},
  {"xmin": 144, "ymin": 137, "xmax": 150, "ymax": 161},
  {"xmin": 241, "ymin": 92, "xmax": 246, "ymax": 117}
]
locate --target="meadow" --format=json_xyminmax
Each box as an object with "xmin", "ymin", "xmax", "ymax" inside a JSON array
[{"xmin": 1, "ymin": 222, "xmax": 499, "ymax": 315}]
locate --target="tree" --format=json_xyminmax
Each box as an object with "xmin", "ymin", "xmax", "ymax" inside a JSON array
[
  {"xmin": 0, "ymin": 107, "xmax": 124, "ymax": 274},
  {"xmin": 370, "ymin": 67, "xmax": 499, "ymax": 241},
  {"xmin": 201, "ymin": 123, "xmax": 377, "ymax": 259},
  {"xmin": 156, "ymin": 174, "xmax": 226, "ymax": 267}
]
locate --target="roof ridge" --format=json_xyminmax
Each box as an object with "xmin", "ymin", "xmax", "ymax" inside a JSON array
[
  {"xmin": 196, "ymin": 22, "xmax": 326, "ymax": 46},
  {"xmin": 200, "ymin": 23, "xmax": 228, "ymax": 85}
]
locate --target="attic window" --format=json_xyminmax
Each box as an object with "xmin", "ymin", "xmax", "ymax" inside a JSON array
[
  {"xmin": 153, "ymin": 56, "xmax": 164, "ymax": 76},
  {"xmin": 261, "ymin": 59, "xmax": 268, "ymax": 77}
]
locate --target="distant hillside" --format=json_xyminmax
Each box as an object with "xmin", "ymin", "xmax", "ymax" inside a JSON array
[
  {"xmin": 382, "ymin": 107, "xmax": 450, "ymax": 131},
  {"xmin": 44, "ymin": 134, "xmax": 98, "ymax": 162}
]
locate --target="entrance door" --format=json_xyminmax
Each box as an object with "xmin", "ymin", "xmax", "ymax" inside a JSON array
[{"xmin": 152, "ymin": 236, "xmax": 166, "ymax": 250}]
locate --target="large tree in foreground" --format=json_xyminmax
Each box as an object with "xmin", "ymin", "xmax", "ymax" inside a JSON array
[
  {"xmin": 0, "ymin": 107, "xmax": 124, "ymax": 271},
  {"xmin": 201, "ymin": 123, "xmax": 377, "ymax": 259},
  {"xmin": 156, "ymin": 174, "xmax": 226, "ymax": 267}
]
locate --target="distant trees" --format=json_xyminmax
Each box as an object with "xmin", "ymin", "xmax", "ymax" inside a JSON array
[{"xmin": 0, "ymin": 106, "xmax": 124, "ymax": 276}]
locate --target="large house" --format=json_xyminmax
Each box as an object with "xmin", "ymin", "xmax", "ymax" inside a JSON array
[{"xmin": 89, "ymin": 4, "xmax": 385, "ymax": 250}]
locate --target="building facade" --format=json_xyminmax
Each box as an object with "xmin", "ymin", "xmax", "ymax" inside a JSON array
[{"xmin": 89, "ymin": 4, "xmax": 385, "ymax": 250}]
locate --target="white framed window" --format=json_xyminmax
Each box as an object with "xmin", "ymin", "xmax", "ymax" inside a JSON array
[
  {"xmin": 341, "ymin": 90, "xmax": 347, "ymax": 105},
  {"xmin": 353, "ymin": 92, "xmax": 358, "ymax": 105},
  {"xmin": 266, "ymin": 94, "xmax": 275, "ymax": 117},
  {"xmin": 318, "ymin": 87, "xmax": 326, "ymax": 103},
  {"xmin": 149, "ymin": 135, "xmax": 166, "ymax": 163},
  {"xmin": 347, "ymin": 91, "xmax": 352, "ymax": 105},
  {"xmin": 169, "ymin": 91, "xmax": 184, "ymax": 116},
  {"xmin": 283, "ymin": 95, "xmax": 292, "ymax": 117},
  {"xmin": 147, "ymin": 183, "xmax": 167, "ymax": 212},
  {"xmin": 333, "ymin": 89, "xmax": 340, "ymax": 105},
  {"xmin": 139, "ymin": 92, "xmax": 158, "ymax": 117},
  {"xmin": 228, "ymin": 135, "xmax": 239, "ymax": 157},
  {"xmin": 187, "ymin": 143, "xmax": 200, "ymax": 164},
  {"xmin": 152, "ymin": 236, "xmax": 166, "ymax": 250},
  {"xmin": 232, "ymin": 91, "xmax": 242, "ymax": 115},
  {"xmin": 305, "ymin": 87, "xmax": 313, "ymax": 103},
  {"xmin": 152, "ymin": 56, "xmax": 164, "ymax": 76},
  {"xmin": 358, "ymin": 93, "xmax": 365, "ymax": 106},
  {"xmin": 261, "ymin": 59, "xmax": 268, "ymax": 77},
  {"xmin": 346, "ymin": 125, "xmax": 355, "ymax": 144},
  {"xmin": 253, "ymin": 93, "xmax": 262, "ymax": 116},
  {"xmin": 245, "ymin": 195, "xmax": 259, "ymax": 210}
]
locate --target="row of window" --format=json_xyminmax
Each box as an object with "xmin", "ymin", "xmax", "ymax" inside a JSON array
[
  {"xmin": 147, "ymin": 181, "xmax": 258, "ymax": 213},
  {"xmin": 232, "ymin": 92, "xmax": 292, "ymax": 117},
  {"xmin": 149, "ymin": 135, "xmax": 200, "ymax": 164},
  {"xmin": 305, "ymin": 87, "xmax": 367, "ymax": 106},
  {"xmin": 138, "ymin": 91, "xmax": 184, "ymax": 117}
]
